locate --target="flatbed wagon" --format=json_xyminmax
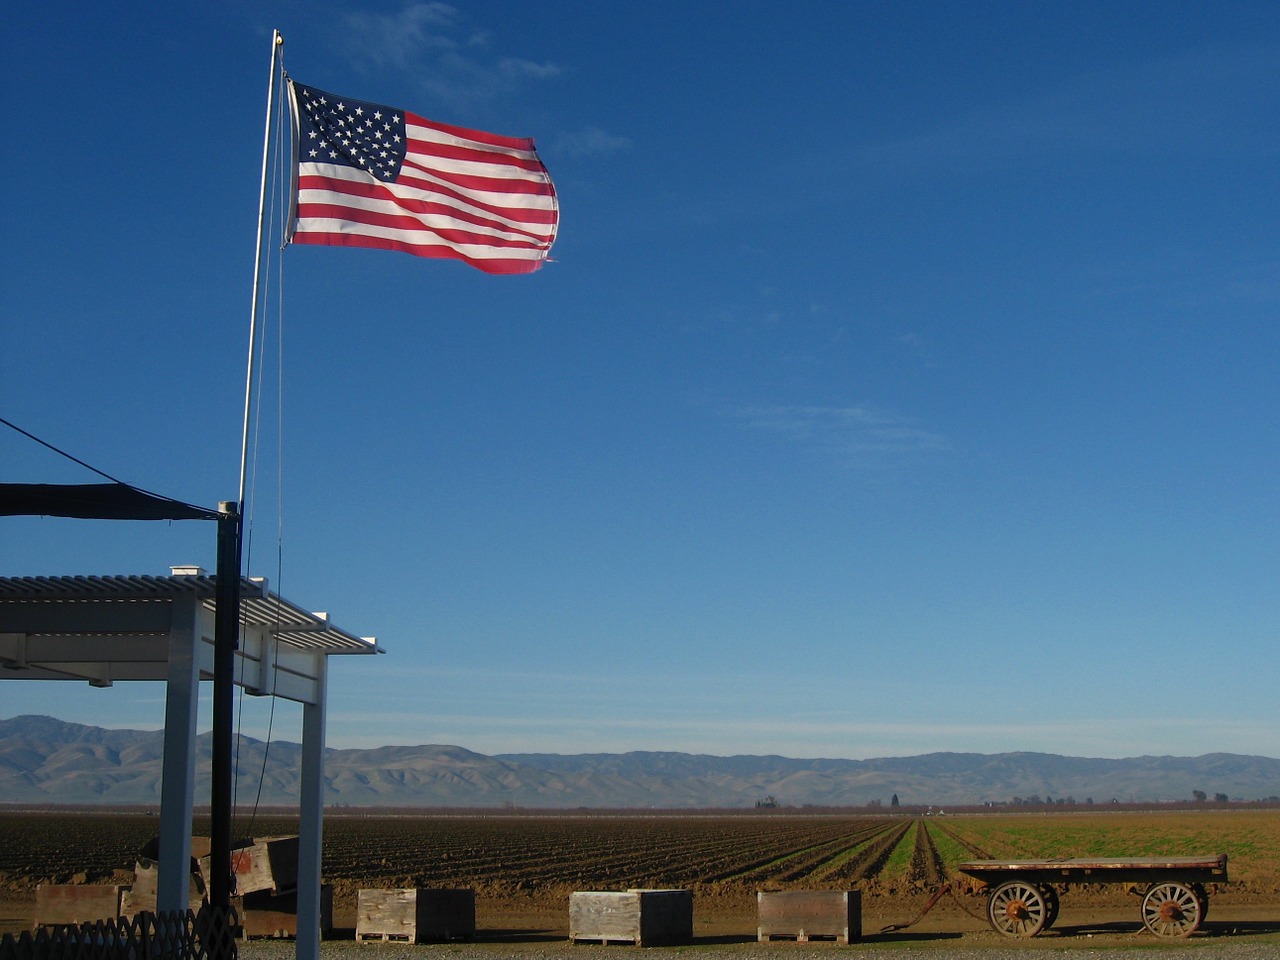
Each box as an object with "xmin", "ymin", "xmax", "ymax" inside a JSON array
[{"xmin": 957, "ymin": 854, "xmax": 1228, "ymax": 939}]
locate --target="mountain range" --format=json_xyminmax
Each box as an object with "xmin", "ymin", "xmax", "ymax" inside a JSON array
[{"xmin": 2, "ymin": 715, "xmax": 1278, "ymax": 809}]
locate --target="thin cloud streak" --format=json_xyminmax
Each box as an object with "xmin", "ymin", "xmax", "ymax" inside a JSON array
[
  {"xmin": 736, "ymin": 403, "xmax": 949, "ymax": 459},
  {"xmin": 336, "ymin": 3, "xmax": 565, "ymax": 116},
  {"xmin": 320, "ymin": 709, "xmax": 1280, "ymax": 759}
]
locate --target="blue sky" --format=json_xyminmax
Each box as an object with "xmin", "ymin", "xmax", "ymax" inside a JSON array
[{"xmin": 3, "ymin": 1, "xmax": 1279, "ymax": 761}]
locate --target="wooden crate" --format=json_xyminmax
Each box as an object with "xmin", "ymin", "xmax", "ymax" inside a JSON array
[
  {"xmin": 124, "ymin": 852, "xmax": 207, "ymax": 917},
  {"xmin": 241, "ymin": 885, "xmax": 333, "ymax": 939},
  {"xmin": 356, "ymin": 888, "xmax": 475, "ymax": 943},
  {"xmin": 137, "ymin": 836, "xmax": 214, "ymax": 863},
  {"xmin": 133, "ymin": 853, "xmax": 209, "ymax": 902},
  {"xmin": 569, "ymin": 890, "xmax": 693, "ymax": 946},
  {"xmin": 34, "ymin": 885, "xmax": 125, "ymax": 927},
  {"xmin": 757, "ymin": 890, "xmax": 861, "ymax": 943},
  {"xmin": 200, "ymin": 836, "xmax": 299, "ymax": 896},
  {"xmin": 120, "ymin": 886, "xmax": 206, "ymax": 916}
]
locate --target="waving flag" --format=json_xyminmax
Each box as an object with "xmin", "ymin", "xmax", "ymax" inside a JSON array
[{"xmin": 286, "ymin": 80, "xmax": 558, "ymax": 275}]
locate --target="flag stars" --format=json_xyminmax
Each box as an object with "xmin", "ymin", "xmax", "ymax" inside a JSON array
[{"xmin": 296, "ymin": 82, "xmax": 407, "ymax": 179}]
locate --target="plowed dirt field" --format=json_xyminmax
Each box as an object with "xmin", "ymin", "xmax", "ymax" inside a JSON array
[{"xmin": 3, "ymin": 808, "xmax": 1279, "ymax": 949}]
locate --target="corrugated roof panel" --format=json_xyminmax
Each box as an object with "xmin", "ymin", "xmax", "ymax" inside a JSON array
[{"xmin": 0, "ymin": 574, "xmax": 379, "ymax": 656}]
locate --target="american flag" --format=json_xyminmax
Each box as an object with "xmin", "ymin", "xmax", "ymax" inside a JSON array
[{"xmin": 286, "ymin": 80, "xmax": 558, "ymax": 275}]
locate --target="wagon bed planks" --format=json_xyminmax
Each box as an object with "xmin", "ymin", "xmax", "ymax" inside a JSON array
[{"xmin": 958, "ymin": 854, "xmax": 1228, "ymax": 885}]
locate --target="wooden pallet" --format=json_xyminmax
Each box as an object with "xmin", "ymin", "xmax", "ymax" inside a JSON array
[{"xmin": 758, "ymin": 932, "xmax": 846, "ymax": 943}]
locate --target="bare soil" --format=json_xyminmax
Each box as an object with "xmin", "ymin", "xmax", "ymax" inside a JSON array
[{"xmin": 3, "ymin": 809, "xmax": 1280, "ymax": 950}]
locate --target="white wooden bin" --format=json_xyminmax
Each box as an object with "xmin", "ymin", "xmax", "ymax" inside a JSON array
[
  {"xmin": 569, "ymin": 889, "xmax": 693, "ymax": 946},
  {"xmin": 356, "ymin": 888, "xmax": 475, "ymax": 943},
  {"xmin": 757, "ymin": 890, "xmax": 861, "ymax": 943}
]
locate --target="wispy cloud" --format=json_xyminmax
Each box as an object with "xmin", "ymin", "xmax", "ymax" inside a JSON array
[
  {"xmin": 735, "ymin": 403, "xmax": 949, "ymax": 460},
  {"xmin": 551, "ymin": 127, "xmax": 633, "ymax": 159},
  {"xmin": 319, "ymin": 708, "xmax": 1280, "ymax": 759},
  {"xmin": 336, "ymin": 3, "xmax": 565, "ymax": 115},
  {"xmin": 498, "ymin": 58, "xmax": 563, "ymax": 80},
  {"xmin": 340, "ymin": 3, "xmax": 462, "ymax": 72}
]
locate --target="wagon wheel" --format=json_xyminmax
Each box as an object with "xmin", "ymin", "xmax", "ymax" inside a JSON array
[
  {"xmin": 1037, "ymin": 884, "xmax": 1060, "ymax": 930},
  {"xmin": 1191, "ymin": 882, "xmax": 1209, "ymax": 922},
  {"xmin": 1141, "ymin": 881, "xmax": 1204, "ymax": 938},
  {"xmin": 987, "ymin": 881, "xmax": 1049, "ymax": 938}
]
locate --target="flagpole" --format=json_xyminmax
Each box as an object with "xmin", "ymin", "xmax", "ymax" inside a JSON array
[
  {"xmin": 240, "ymin": 28, "xmax": 284, "ymax": 510},
  {"xmin": 210, "ymin": 29, "xmax": 284, "ymax": 946}
]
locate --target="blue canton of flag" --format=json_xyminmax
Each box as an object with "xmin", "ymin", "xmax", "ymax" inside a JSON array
[{"xmin": 293, "ymin": 83, "xmax": 407, "ymax": 182}]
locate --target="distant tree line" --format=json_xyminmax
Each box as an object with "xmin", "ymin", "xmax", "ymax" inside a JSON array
[{"xmin": 1192, "ymin": 790, "xmax": 1230, "ymax": 802}]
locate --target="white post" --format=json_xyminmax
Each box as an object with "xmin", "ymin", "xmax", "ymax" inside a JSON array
[
  {"xmin": 295, "ymin": 659, "xmax": 328, "ymax": 960},
  {"xmin": 157, "ymin": 597, "xmax": 200, "ymax": 914}
]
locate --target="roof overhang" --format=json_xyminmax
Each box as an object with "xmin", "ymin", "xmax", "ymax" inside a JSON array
[{"xmin": 0, "ymin": 573, "xmax": 380, "ymax": 704}]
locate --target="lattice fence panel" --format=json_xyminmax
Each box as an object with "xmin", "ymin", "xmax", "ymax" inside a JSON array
[{"xmin": 0, "ymin": 907, "xmax": 239, "ymax": 960}]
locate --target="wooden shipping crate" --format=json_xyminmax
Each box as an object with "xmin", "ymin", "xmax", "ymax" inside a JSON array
[
  {"xmin": 757, "ymin": 890, "xmax": 861, "ymax": 943},
  {"xmin": 35, "ymin": 885, "xmax": 125, "ymax": 927},
  {"xmin": 120, "ymin": 886, "xmax": 206, "ymax": 916},
  {"xmin": 241, "ymin": 885, "xmax": 333, "ymax": 939},
  {"xmin": 199, "ymin": 836, "xmax": 299, "ymax": 897},
  {"xmin": 356, "ymin": 888, "xmax": 475, "ymax": 943},
  {"xmin": 126, "ymin": 849, "xmax": 207, "ymax": 917},
  {"xmin": 133, "ymin": 836, "xmax": 214, "ymax": 896},
  {"xmin": 132, "ymin": 857, "xmax": 209, "ymax": 901},
  {"xmin": 569, "ymin": 890, "xmax": 693, "ymax": 946}
]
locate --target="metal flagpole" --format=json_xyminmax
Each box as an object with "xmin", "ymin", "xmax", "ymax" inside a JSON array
[
  {"xmin": 210, "ymin": 28, "xmax": 284, "ymax": 951},
  {"xmin": 240, "ymin": 28, "xmax": 285, "ymax": 512}
]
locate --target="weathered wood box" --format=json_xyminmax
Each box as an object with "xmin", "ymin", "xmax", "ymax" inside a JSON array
[
  {"xmin": 119, "ymin": 887, "xmax": 206, "ymax": 916},
  {"xmin": 132, "ymin": 836, "xmax": 211, "ymax": 904},
  {"xmin": 356, "ymin": 888, "xmax": 475, "ymax": 943},
  {"xmin": 569, "ymin": 889, "xmax": 693, "ymax": 946},
  {"xmin": 35, "ymin": 885, "xmax": 126, "ymax": 927},
  {"xmin": 757, "ymin": 890, "xmax": 861, "ymax": 943},
  {"xmin": 200, "ymin": 836, "xmax": 299, "ymax": 896},
  {"xmin": 240, "ymin": 885, "xmax": 333, "ymax": 939},
  {"xmin": 122, "ymin": 860, "xmax": 207, "ymax": 916}
]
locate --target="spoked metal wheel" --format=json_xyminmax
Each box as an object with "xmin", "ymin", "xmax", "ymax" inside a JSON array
[
  {"xmin": 1141, "ymin": 881, "xmax": 1204, "ymax": 938},
  {"xmin": 1192, "ymin": 882, "xmax": 1209, "ymax": 922},
  {"xmin": 1037, "ymin": 884, "xmax": 1060, "ymax": 930},
  {"xmin": 987, "ymin": 880, "xmax": 1049, "ymax": 937}
]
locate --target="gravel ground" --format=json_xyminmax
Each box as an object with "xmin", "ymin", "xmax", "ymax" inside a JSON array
[
  {"xmin": 240, "ymin": 941, "xmax": 1280, "ymax": 960},
  {"xmin": 230, "ymin": 895, "xmax": 1280, "ymax": 960}
]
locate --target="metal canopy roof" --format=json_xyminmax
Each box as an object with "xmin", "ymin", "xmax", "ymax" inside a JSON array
[
  {"xmin": 0, "ymin": 572, "xmax": 379, "ymax": 698},
  {"xmin": 0, "ymin": 569, "xmax": 379, "ymax": 960}
]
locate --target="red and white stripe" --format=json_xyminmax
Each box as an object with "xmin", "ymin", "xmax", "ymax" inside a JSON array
[{"xmin": 290, "ymin": 107, "xmax": 558, "ymax": 275}]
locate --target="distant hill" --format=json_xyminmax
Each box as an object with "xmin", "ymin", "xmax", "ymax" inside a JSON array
[{"xmin": 2, "ymin": 715, "xmax": 1278, "ymax": 808}]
